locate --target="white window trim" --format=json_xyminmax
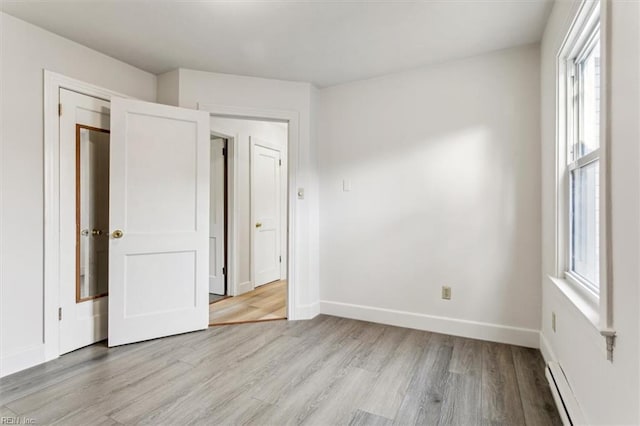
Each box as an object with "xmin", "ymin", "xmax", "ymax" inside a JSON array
[{"xmin": 554, "ymin": 0, "xmax": 615, "ymax": 359}]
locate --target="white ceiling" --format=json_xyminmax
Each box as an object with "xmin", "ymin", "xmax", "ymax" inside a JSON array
[{"xmin": 1, "ymin": 0, "xmax": 553, "ymax": 87}]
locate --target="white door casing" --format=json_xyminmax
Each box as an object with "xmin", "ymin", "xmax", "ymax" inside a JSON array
[
  {"xmin": 108, "ymin": 97, "xmax": 210, "ymax": 347},
  {"xmin": 209, "ymin": 138, "xmax": 226, "ymax": 295},
  {"xmin": 59, "ymin": 89, "xmax": 110, "ymax": 355},
  {"xmin": 251, "ymin": 139, "xmax": 282, "ymax": 287}
]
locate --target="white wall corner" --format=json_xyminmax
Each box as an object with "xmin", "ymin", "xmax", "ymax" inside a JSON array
[
  {"xmin": 156, "ymin": 69, "xmax": 180, "ymax": 106},
  {"xmin": 539, "ymin": 330, "xmax": 557, "ymax": 364},
  {"xmin": 319, "ymin": 300, "xmax": 540, "ymax": 348},
  {"xmin": 296, "ymin": 302, "xmax": 320, "ymax": 320}
]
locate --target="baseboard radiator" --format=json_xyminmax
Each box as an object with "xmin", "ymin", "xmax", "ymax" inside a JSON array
[{"xmin": 545, "ymin": 361, "xmax": 586, "ymax": 425}]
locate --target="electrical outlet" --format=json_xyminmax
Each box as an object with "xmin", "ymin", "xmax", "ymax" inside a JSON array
[
  {"xmin": 441, "ymin": 286, "xmax": 451, "ymax": 300},
  {"xmin": 552, "ymin": 312, "xmax": 556, "ymax": 332}
]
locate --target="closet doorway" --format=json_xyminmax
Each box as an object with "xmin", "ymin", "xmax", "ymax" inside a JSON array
[
  {"xmin": 208, "ymin": 117, "xmax": 289, "ymax": 325},
  {"xmin": 49, "ymin": 74, "xmax": 210, "ymax": 358}
]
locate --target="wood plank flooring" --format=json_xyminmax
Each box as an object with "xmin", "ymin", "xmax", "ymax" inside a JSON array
[
  {"xmin": 0, "ymin": 315, "xmax": 561, "ymax": 425},
  {"xmin": 209, "ymin": 280, "xmax": 286, "ymax": 325}
]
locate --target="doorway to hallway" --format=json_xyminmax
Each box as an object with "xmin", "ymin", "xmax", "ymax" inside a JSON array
[{"xmin": 208, "ymin": 116, "xmax": 288, "ymax": 326}]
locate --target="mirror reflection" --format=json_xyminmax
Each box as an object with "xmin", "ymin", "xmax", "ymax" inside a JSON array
[{"xmin": 77, "ymin": 126, "xmax": 110, "ymax": 302}]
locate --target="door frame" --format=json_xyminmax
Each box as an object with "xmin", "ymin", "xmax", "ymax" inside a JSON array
[
  {"xmin": 201, "ymin": 103, "xmax": 298, "ymax": 321},
  {"xmin": 43, "ymin": 71, "xmax": 133, "ymax": 362}
]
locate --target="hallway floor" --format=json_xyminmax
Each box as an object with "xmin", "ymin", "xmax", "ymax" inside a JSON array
[{"xmin": 209, "ymin": 280, "xmax": 287, "ymax": 325}]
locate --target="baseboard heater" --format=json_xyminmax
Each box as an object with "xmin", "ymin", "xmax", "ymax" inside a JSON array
[{"xmin": 545, "ymin": 361, "xmax": 586, "ymax": 425}]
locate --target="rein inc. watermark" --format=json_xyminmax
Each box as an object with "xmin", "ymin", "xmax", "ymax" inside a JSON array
[{"xmin": 0, "ymin": 417, "xmax": 36, "ymax": 425}]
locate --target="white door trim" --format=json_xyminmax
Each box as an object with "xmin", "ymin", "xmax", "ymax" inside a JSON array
[
  {"xmin": 199, "ymin": 103, "xmax": 298, "ymax": 320},
  {"xmin": 43, "ymin": 70, "xmax": 134, "ymax": 362}
]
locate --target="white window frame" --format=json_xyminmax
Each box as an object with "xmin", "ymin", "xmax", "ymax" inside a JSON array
[
  {"xmin": 565, "ymin": 19, "xmax": 601, "ymax": 299},
  {"xmin": 555, "ymin": 0, "xmax": 614, "ymax": 355}
]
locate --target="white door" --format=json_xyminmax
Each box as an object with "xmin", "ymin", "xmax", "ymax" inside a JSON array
[
  {"xmin": 108, "ymin": 97, "xmax": 210, "ymax": 347},
  {"xmin": 251, "ymin": 139, "xmax": 282, "ymax": 287},
  {"xmin": 59, "ymin": 89, "xmax": 111, "ymax": 355},
  {"xmin": 209, "ymin": 138, "xmax": 226, "ymax": 295}
]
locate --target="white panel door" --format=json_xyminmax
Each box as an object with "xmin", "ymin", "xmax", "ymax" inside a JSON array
[
  {"xmin": 108, "ymin": 97, "xmax": 210, "ymax": 347},
  {"xmin": 251, "ymin": 140, "xmax": 281, "ymax": 287},
  {"xmin": 59, "ymin": 89, "xmax": 111, "ymax": 355},
  {"xmin": 209, "ymin": 138, "xmax": 226, "ymax": 295}
]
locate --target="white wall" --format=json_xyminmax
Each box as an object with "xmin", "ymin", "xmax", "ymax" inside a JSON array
[
  {"xmin": 156, "ymin": 69, "xmax": 179, "ymax": 106},
  {"xmin": 160, "ymin": 68, "xmax": 320, "ymax": 318},
  {"xmin": 209, "ymin": 117, "xmax": 288, "ymax": 292},
  {"xmin": 318, "ymin": 45, "xmax": 542, "ymax": 347},
  {"xmin": 0, "ymin": 12, "xmax": 157, "ymax": 377},
  {"xmin": 540, "ymin": 1, "xmax": 640, "ymax": 424}
]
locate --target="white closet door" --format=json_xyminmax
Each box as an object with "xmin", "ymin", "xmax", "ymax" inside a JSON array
[
  {"xmin": 108, "ymin": 97, "xmax": 210, "ymax": 347},
  {"xmin": 251, "ymin": 140, "xmax": 282, "ymax": 287}
]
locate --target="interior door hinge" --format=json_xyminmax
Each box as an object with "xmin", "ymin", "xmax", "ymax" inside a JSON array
[
  {"xmin": 222, "ymin": 266, "xmax": 226, "ymax": 275},
  {"xmin": 279, "ymin": 159, "xmax": 282, "ymax": 166},
  {"xmin": 58, "ymin": 307, "xmax": 62, "ymax": 321},
  {"xmin": 279, "ymin": 255, "xmax": 282, "ymax": 263},
  {"xmin": 222, "ymin": 147, "xmax": 226, "ymax": 156},
  {"xmin": 58, "ymin": 103, "xmax": 62, "ymax": 116}
]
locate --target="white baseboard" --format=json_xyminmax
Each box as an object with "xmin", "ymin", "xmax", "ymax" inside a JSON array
[
  {"xmin": 296, "ymin": 302, "xmax": 319, "ymax": 320},
  {"xmin": 319, "ymin": 300, "xmax": 539, "ymax": 348},
  {"xmin": 0, "ymin": 344, "xmax": 46, "ymax": 378},
  {"xmin": 236, "ymin": 281, "xmax": 253, "ymax": 295}
]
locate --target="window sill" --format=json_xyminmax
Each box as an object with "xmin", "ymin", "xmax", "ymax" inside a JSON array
[{"xmin": 548, "ymin": 275, "xmax": 600, "ymax": 332}]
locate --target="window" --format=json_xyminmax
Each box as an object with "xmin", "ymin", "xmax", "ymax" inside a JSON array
[
  {"xmin": 556, "ymin": 0, "xmax": 615, "ymax": 360},
  {"xmin": 567, "ymin": 26, "xmax": 601, "ymax": 295},
  {"xmin": 559, "ymin": 2, "xmax": 603, "ymax": 300}
]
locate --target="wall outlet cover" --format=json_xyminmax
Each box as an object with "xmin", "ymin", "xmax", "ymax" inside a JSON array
[{"xmin": 442, "ymin": 286, "xmax": 452, "ymax": 300}]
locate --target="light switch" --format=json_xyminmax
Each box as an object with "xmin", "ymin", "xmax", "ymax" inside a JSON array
[{"xmin": 343, "ymin": 179, "xmax": 352, "ymax": 192}]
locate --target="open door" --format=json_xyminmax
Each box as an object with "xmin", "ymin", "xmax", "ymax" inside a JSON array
[
  {"xmin": 108, "ymin": 97, "xmax": 210, "ymax": 347},
  {"xmin": 209, "ymin": 138, "xmax": 226, "ymax": 295}
]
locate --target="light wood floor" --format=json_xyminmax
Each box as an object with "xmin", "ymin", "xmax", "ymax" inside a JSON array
[
  {"xmin": 0, "ymin": 315, "xmax": 560, "ymax": 425},
  {"xmin": 209, "ymin": 280, "xmax": 286, "ymax": 325}
]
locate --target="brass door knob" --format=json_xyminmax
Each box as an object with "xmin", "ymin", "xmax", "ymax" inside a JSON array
[
  {"xmin": 255, "ymin": 222, "xmax": 262, "ymax": 228},
  {"xmin": 112, "ymin": 229, "xmax": 124, "ymax": 239}
]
